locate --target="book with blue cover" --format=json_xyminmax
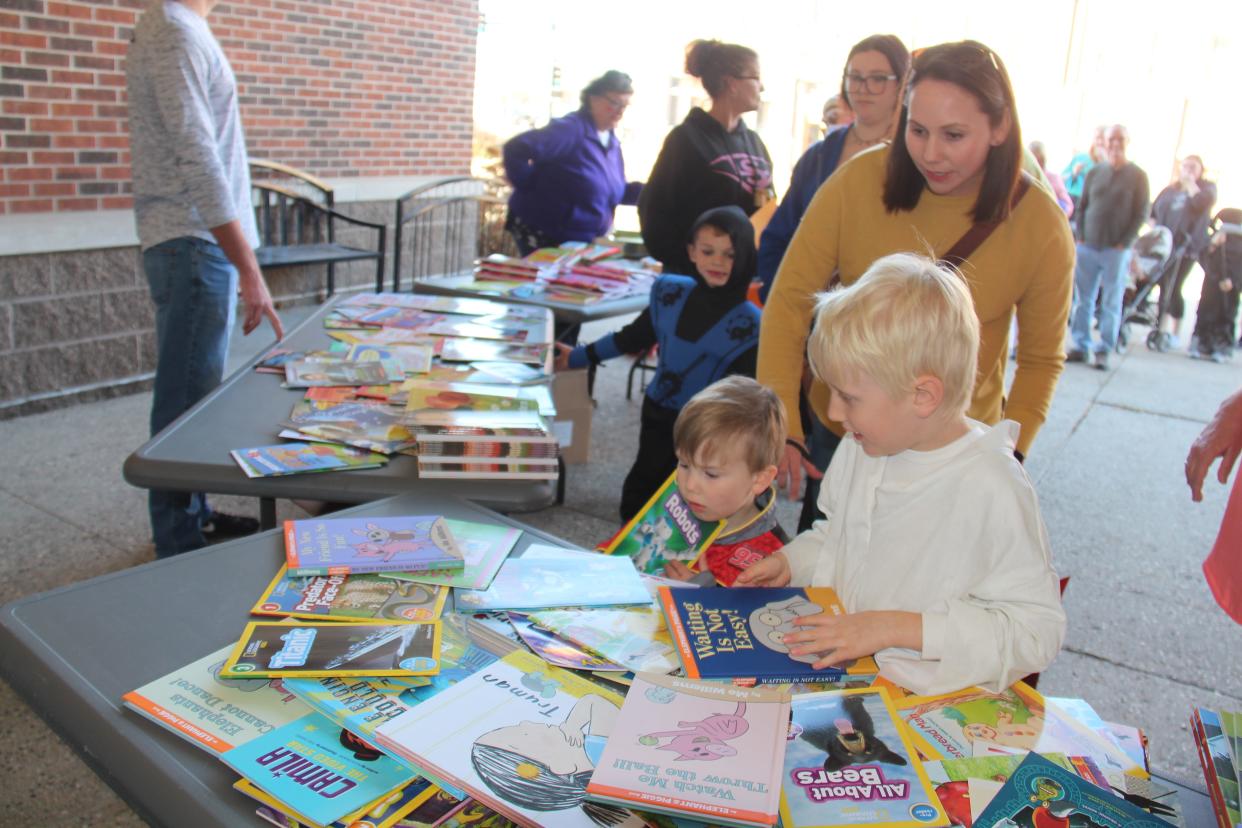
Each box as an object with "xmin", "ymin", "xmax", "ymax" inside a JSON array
[
  {"xmin": 231, "ymin": 442, "xmax": 388, "ymax": 478},
  {"xmin": 658, "ymin": 586, "xmax": 879, "ymax": 685},
  {"xmin": 972, "ymin": 750, "xmax": 1173, "ymax": 827},
  {"xmin": 453, "ymin": 547, "xmax": 651, "ymax": 611},
  {"xmin": 221, "ymin": 711, "xmax": 416, "ymax": 827},
  {"xmin": 284, "ymin": 515, "xmax": 464, "ymax": 577},
  {"xmin": 380, "ymin": 518, "xmax": 521, "ymax": 591}
]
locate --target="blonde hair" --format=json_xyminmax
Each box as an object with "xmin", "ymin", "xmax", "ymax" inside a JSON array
[
  {"xmin": 674, "ymin": 376, "xmax": 786, "ymax": 472},
  {"xmin": 807, "ymin": 252, "xmax": 978, "ymax": 417}
]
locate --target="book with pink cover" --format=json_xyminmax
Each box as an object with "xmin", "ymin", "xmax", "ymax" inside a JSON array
[{"xmin": 585, "ymin": 671, "xmax": 789, "ymax": 827}]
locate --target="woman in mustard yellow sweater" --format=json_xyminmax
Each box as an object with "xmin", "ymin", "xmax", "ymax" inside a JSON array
[{"xmin": 758, "ymin": 41, "xmax": 1074, "ymax": 513}]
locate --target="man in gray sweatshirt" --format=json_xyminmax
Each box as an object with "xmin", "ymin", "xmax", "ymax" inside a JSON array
[
  {"xmin": 127, "ymin": 0, "xmax": 284, "ymax": 557},
  {"xmin": 1068, "ymin": 124, "xmax": 1149, "ymax": 371}
]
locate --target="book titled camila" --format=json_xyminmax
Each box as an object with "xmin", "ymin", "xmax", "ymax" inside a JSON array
[
  {"xmin": 220, "ymin": 621, "xmax": 442, "ymax": 679},
  {"xmin": 284, "ymin": 515, "xmax": 464, "ymax": 576},
  {"xmin": 659, "ymin": 586, "xmax": 879, "ymax": 685}
]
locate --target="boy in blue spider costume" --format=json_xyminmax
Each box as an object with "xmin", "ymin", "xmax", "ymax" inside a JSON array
[{"xmin": 556, "ymin": 205, "xmax": 761, "ymax": 521}]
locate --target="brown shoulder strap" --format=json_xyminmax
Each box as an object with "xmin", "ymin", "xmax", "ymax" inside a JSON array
[{"xmin": 941, "ymin": 174, "xmax": 1032, "ymax": 269}]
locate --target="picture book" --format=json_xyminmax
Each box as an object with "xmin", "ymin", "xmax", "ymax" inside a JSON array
[
  {"xmin": 403, "ymin": 380, "xmax": 542, "ymax": 415},
  {"xmin": 453, "ymin": 548, "xmax": 651, "ymax": 612},
  {"xmin": 527, "ymin": 607, "xmax": 680, "ymax": 674},
  {"xmin": 417, "ymin": 460, "xmax": 559, "ymax": 480},
  {"xmin": 284, "ymin": 358, "xmax": 406, "ymax": 387},
  {"xmin": 284, "ymin": 515, "xmax": 464, "ymax": 577},
  {"xmin": 252, "ymin": 566, "xmax": 450, "ymax": 623},
  {"xmin": 121, "ymin": 643, "xmax": 308, "ymax": 754},
  {"xmin": 346, "ymin": 342, "xmax": 434, "ymax": 375},
  {"xmin": 778, "ymin": 687, "xmax": 947, "ymax": 828},
  {"xmin": 583, "ymin": 672, "xmax": 788, "ymax": 827},
  {"xmin": 504, "ymin": 612, "xmax": 627, "ymax": 671},
  {"xmin": 231, "ymin": 443, "xmax": 388, "ymax": 478},
  {"xmin": 921, "ymin": 753, "xmax": 1103, "ymax": 827},
  {"xmin": 379, "ymin": 518, "xmax": 520, "ymax": 590},
  {"xmin": 1193, "ymin": 707, "xmax": 1242, "ymax": 828},
  {"xmin": 658, "ymin": 586, "xmax": 881, "ymax": 685},
  {"xmin": 372, "ymin": 650, "xmax": 638, "ymax": 828},
  {"xmin": 895, "ymin": 683, "xmax": 1143, "ymax": 778},
  {"xmin": 221, "ymin": 621, "xmax": 442, "ymax": 679},
  {"xmin": 424, "ymin": 319, "xmax": 532, "ymax": 342},
  {"xmin": 415, "ymin": 440, "xmax": 560, "ymax": 460},
  {"xmin": 240, "ymin": 775, "xmax": 436, "ymax": 828},
  {"xmin": 467, "ymin": 360, "xmax": 548, "ymax": 385},
  {"xmin": 222, "ymin": 711, "xmax": 416, "ymax": 827},
  {"xmin": 972, "ymin": 751, "xmax": 1172, "ymax": 827},
  {"xmin": 599, "ymin": 473, "xmax": 724, "ymax": 575},
  {"xmin": 340, "ymin": 291, "xmax": 511, "ymax": 317},
  {"xmin": 438, "ymin": 338, "xmax": 549, "ymax": 368},
  {"xmin": 286, "ymin": 400, "xmax": 419, "ymax": 455}
]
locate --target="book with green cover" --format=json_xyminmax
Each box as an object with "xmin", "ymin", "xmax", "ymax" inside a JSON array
[
  {"xmin": 599, "ymin": 472, "xmax": 724, "ymax": 575},
  {"xmin": 251, "ymin": 566, "xmax": 450, "ymax": 623},
  {"xmin": 284, "ymin": 515, "xmax": 464, "ymax": 577}
]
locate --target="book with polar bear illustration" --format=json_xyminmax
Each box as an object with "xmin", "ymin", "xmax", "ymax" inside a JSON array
[{"xmin": 658, "ymin": 587, "xmax": 879, "ymax": 685}]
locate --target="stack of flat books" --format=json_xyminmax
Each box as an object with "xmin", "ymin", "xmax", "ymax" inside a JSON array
[{"xmin": 409, "ymin": 409, "xmax": 559, "ymax": 480}]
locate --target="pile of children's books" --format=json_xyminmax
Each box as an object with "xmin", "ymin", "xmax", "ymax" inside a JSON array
[
  {"xmin": 1192, "ymin": 706, "xmax": 1241, "ymax": 827},
  {"xmin": 231, "ymin": 292, "xmax": 560, "ymax": 482},
  {"xmin": 467, "ymin": 241, "xmax": 657, "ymax": 306},
  {"xmin": 123, "ymin": 497, "xmax": 1189, "ymax": 828}
]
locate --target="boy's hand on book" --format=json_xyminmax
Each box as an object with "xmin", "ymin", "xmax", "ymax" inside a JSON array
[
  {"xmin": 663, "ymin": 560, "xmax": 696, "ymax": 581},
  {"xmin": 786, "ymin": 610, "xmax": 920, "ymax": 669},
  {"xmin": 732, "ymin": 552, "xmax": 790, "ymax": 587}
]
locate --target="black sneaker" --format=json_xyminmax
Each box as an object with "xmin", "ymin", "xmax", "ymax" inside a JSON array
[
  {"xmin": 1066, "ymin": 349, "xmax": 1089, "ymax": 364},
  {"xmin": 201, "ymin": 512, "xmax": 260, "ymax": 540}
]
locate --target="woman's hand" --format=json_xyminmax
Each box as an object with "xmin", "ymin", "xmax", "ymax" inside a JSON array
[
  {"xmin": 732, "ymin": 551, "xmax": 791, "ymax": 587},
  {"xmin": 553, "ymin": 342, "xmax": 574, "ymax": 372},
  {"xmin": 1187, "ymin": 388, "xmax": 1242, "ymax": 501},
  {"xmin": 774, "ymin": 440, "xmax": 823, "ymax": 501}
]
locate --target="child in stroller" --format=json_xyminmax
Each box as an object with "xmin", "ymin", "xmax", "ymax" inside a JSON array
[
  {"xmin": 1189, "ymin": 208, "xmax": 1242, "ymax": 362},
  {"xmin": 1119, "ymin": 224, "xmax": 1176, "ymax": 351}
]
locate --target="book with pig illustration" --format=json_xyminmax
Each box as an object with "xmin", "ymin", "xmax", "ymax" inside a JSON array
[
  {"xmin": 284, "ymin": 515, "xmax": 465, "ymax": 577},
  {"xmin": 584, "ymin": 671, "xmax": 790, "ymax": 827}
]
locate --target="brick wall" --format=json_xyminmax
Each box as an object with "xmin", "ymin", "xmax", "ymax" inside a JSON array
[{"xmin": 0, "ymin": 0, "xmax": 478, "ymax": 214}]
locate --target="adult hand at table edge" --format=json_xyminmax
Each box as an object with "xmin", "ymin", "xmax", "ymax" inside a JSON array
[
  {"xmin": 1187, "ymin": 387, "xmax": 1242, "ymax": 502},
  {"xmin": 210, "ymin": 219, "xmax": 285, "ymax": 340},
  {"xmin": 776, "ymin": 440, "xmax": 822, "ymax": 501}
]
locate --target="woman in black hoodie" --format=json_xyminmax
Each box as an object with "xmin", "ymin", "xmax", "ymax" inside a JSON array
[
  {"xmin": 558, "ymin": 206, "xmax": 762, "ymax": 520},
  {"xmin": 638, "ymin": 40, "xmax": 774, "ymax": 278}
]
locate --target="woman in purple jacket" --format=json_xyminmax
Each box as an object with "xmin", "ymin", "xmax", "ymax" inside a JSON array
[{"xmin": 502, "ymin": 70, "xmax": 644, "ymax": 255}]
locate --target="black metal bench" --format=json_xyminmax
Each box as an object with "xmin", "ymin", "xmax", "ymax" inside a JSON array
[{"xmin": 249, "ymin": 159, "xmax": 387, "ymax": 295}]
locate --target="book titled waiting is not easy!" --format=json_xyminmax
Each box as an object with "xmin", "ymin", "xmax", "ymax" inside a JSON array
[{"xmin": 658, "ymin": 585, "xmax": 879, "ymax": 685}]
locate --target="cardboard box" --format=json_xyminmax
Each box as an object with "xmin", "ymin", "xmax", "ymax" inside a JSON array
[{"xmin": 550, "ymin": 368, "xmax": 593, "ymax": 464}]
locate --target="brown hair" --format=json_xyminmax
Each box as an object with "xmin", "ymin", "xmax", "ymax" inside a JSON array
[
  {"xmin": 673, "ymin": 376, "xmax": 786, "ymax": 472},
  {"xmin": 883, "ymin": 40, "xmax": 1022, "ymax": 224},
  {"xmin": 685, "ymin": 39, "xmax": 758, "ymax": 99},
  {"xmin": 839, "ymin": 34, "xmax": 910, "ymax": 104}
]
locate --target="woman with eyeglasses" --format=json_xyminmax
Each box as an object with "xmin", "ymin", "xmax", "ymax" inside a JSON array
[
  {"xmin": 757, "ymin": 35, "xmax": 909, "ymax": 302},
  {"xmin": 638, "ymin": 39, "xmax": 774, "ymax": 277},
  {"xmin": 758, "ymin": 41, "xmax": 1074, "ymax": 520},
  {"xmin": 502, "ymin": 70, "xmax": 643, "ymax": 256}
]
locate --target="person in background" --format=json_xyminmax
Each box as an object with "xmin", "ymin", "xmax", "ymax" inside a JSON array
[
  {"xmin": 739, "ymin": 253, "xmax": 1066, "ymax": 695},
  {"xmin": 822, "ymin": 93, "xmax": 854, "ymax": 129},
  {"xmin": 638, "ymin": 39, "xmax": 773, "ymax": 278},
  {"xmin": 556, "ymin": 207, "xmax": 761, "ymax": 521},
  {"xmin": 1151, "ymin": 154, "xmax": 1217, "ymax": 350},
  {"xmin": 1029, "ymin": 140, "xmax": 1073, "ymax": 219},
  {"xmin": 1186, "ymin": 385, "xmax": 1242, "ymax": 624},
  {"xmin": 502, "ymin": 70, "xmax": 643, "ymax": 256},
  {"xmin": 1190, "ymin": 215, "xmax": 1242, "ymax": 362},
  {"xmin": 1067, "ymin": 124, "xmax": 1149, "ymax": 371},
  {"xmin": 758, "ymin": 40, "xmax": 1074, "ymax": 529},
  {"xmin": 127, "ymin": 0, "xmax": 284, "ymax": 558},
  {"xmin": 1061, "ymin": 124, "xmax": 1106, "ymax": 217},
  {"xmin": 757, "ymin": 34, "xmax": 909, "ymax": 302}
]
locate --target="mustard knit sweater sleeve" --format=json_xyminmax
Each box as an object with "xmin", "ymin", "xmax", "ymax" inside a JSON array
[{"xmin": 757, "ymin": 147, "xmax": 1074, "ymax": 458}]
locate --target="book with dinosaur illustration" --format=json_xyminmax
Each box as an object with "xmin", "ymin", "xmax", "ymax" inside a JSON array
[
  {"xmin": 373, "ymin": 650, "xmax": 638, "ymax": 828},
  {"xmin": 658, "ymin": 586, "xmax": 880, "ymax": 685},
  {"xmin": 598, "ymin": 472, "xmax": 724, "ymax": 575},
  {"xmin": 251, "ymin": 565, "xmax": 450, "ymax": 623},
  {"xmin": 221, "ymin": 711, "xmax": 417, "ymax": 827},
  {"xmin": 121, "ymin": 643, "xmax": 308, "ymax": 755},
  {"xmin": 284, "ymin": 515, "xmax": 464, "ymax": 577},
  {"xmin": 220, "ymin": 621, "xmax": 442, "ymax": 679},
  {"xmin": 972, "ymin": 751, "xmax": 1172, "ymax": 828},
  {"xmin": 778, "ymin": 687, "xmax": 947, "ymax": 828},
  {"xmin": 584, "ymin": 671, "xmax": 789, "ymax": 827}
]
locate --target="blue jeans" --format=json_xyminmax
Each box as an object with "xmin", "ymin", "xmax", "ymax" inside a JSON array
[
  {"xmin": 1071, "ymin": 244, "xmax": 1130, "ymax": 354},
  {"xmin": 143, "ymin": 236, "xmax": 237, "ymax": 557}
]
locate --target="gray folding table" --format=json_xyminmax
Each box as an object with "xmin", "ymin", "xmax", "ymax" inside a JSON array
[
  {"xmin": 123, "ymin": 297, "xmax": 558, "ymax": 528},
  {"xmin": 0, "ymin": 493, "xmax": 572, "ymax": 828},
  {"xmin": 414, "ymin": 271, "xmax": 649, "ymax": 329}
]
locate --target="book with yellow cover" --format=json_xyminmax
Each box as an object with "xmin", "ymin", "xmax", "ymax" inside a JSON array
[{"xmin": 220, "ymin": 621, "xmax": 442, "ymax": 679}]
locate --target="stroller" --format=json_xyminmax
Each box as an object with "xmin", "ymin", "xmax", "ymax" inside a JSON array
[
  {"xmin": 1118, "ymin": 224, "xmax": 1190, "ymax": 352},
  {"xmin": 1188, "ymin": 208, "xmax": 1242, "ymax": 362}
]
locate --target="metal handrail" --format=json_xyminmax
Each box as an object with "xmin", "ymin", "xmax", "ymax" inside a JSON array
[{"xmin": 391, "ymin": 176, "xmax": 512, "ymax": 291}]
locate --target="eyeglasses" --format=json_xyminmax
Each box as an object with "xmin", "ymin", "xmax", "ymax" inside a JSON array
[
  {"xmin": 733, "ymin": 75, "xmax": 761, "ymax": 83},
  {"xmin": 843, "ymin": 72, "xmax": 898, "ymax": 94},
  {"xmin": 599, "ymin": 95, "xmax": 630, "ymax": 111}
]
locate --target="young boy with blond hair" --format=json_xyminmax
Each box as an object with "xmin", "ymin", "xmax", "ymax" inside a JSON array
[
  {"xmin": 662, "ymin": 375, "xmax": 790, "ymax": 586},
  {"xmin": 737, "ymin": 253, "xmax": 1066, "ymax": 695}
]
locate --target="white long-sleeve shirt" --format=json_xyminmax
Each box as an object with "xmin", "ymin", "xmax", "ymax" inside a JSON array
[
  {"xmin": 126, "ymin": 1, "xmax": 258, "ymax": 251},
  {"xmin": 783, "ymin": 420, "xmax": 1066, "ymax": 695}
]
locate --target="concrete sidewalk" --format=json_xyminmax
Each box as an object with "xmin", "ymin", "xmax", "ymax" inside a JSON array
[{"xmin": 1, "ymin": 307, "xmax": 1241, "ymax": 824}]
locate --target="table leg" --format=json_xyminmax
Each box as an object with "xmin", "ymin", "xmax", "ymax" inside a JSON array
[
  {"xmin": 259, "ymin": 498, "xmax": 277, "ymax": 531},
  {"xmin": 556, "ymin": 457, "xmax": 566, "ymax": 505}
]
